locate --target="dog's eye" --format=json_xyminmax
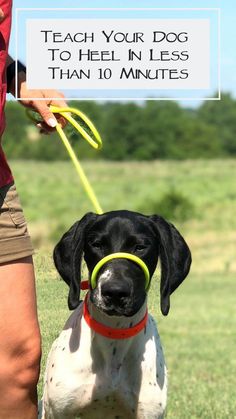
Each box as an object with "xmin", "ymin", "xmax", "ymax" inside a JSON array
[
  {"xmin": 134, "ymin": 244, "xmax": 147, "ymax": 252},
  {"xmin": 90, "ymin": 240, "xmax": 101, "ymax": 249}
]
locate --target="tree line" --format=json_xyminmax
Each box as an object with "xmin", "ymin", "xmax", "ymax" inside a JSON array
[{"xmin": 3, "ymin": 92, "xmax": 236, "ymax": 160}]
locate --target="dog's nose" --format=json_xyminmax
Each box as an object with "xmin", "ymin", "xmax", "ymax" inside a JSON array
[{"xmin": 101, "ymin": 281, "xmax": 131, "ymax": 303}]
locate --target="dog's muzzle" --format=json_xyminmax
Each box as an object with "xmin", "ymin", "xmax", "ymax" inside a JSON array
[{"xmin": 90, "ymin": 252, "xmax": 151, "ymax": 291}]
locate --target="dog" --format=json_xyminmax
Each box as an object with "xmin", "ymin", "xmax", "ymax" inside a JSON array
[{"xmin": 40, "ymin": 210, "xmax": 191, "ymax": 419}]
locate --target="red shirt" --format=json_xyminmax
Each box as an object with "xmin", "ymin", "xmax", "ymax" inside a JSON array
[{"xmin": 0, "ymin": 0, "xmax": 13, "ymax": 187}]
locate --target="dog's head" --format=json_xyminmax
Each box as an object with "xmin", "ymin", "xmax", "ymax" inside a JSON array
[{"xmin": 54, "ymin": 210, "xmax": 191, "ymax": 316}]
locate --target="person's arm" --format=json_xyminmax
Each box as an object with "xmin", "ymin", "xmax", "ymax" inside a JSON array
[
  {"xmin": 6, "ymin": 56, "xmax": 67, "ymax": 131},
  {"xmin": 0, "ymin": 7, "xmax": 4, "ymax": 22}
]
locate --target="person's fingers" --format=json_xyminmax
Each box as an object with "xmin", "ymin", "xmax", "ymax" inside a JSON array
[
  {"xmin": 32, "ymin": 92, "xmax": 68, "ymax": 129},
  {"xmin": 24, "ymin": 90, "xmax": 68, "ymax": 131},
  {"xmin": 32, "ymin": 101, "xmax": 57, "ymax": 128},
  {"xmin": 53, "ymin": 113, "xmax": 67, "ymax": 129},
  {"xmin": 34, "ymin": 109, "xmax": 67, "ymax": 132},
  {"xmin": 43, "ymin": 90, "xmax": 67, "ymax": 106},
  {"xmin": 51, "ymin": 99, "xmax": 68, "ymax": 109},
  {"xmin": 36, "ymin": 115, "xmax": 67, "ymax": 132},
  {"xmin": 36, "ymin": 122, "xmax": 54, "ymax": 134},
  {"xmin": 50, "ymin": 94, "xmax": 68, "ymax": 129}
]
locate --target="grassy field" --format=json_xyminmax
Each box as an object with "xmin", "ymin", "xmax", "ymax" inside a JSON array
[{"xmin": 10, "ymin": 159, "xmax": 236, "ymax": 418}]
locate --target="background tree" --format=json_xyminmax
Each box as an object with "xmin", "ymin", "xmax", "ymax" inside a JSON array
[{"xmin": 3, "ymin": 93, "xmax": 235, "ymax": 161}]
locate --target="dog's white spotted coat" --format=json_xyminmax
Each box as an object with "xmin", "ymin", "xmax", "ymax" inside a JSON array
[
  {"xmin": 97, "ymin": 269, "xmax": 112, "ymax": 303},
  {"xmin": 41, "ymin": 295, "xmax": 167, "ymax": 419},
  {"xmin": 99, "ymin": 269, "xmax": 112, "ymax": 282}
]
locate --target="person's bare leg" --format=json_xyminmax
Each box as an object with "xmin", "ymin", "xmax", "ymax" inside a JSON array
[{"xmin": 0, "ymin": 256, "xmax": 41, "ymax": 419}]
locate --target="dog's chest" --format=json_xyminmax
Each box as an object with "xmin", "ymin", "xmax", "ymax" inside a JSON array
[{"xmin": 43, "ymin": 308, "xmax": 167, "ymax": 418}]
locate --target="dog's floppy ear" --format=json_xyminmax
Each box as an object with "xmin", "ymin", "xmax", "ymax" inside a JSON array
[
  {"xmin": 53, "ymin": 212, "xmax": 97, "ymax": 310},
  {"xmin": 150, "ymin": 215, "xmax": 191, "ymax": 316}
]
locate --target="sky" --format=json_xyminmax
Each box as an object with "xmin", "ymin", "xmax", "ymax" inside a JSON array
[{"xmin": 8, "ymin": 0, "xmax": 235, "ymax": 104}]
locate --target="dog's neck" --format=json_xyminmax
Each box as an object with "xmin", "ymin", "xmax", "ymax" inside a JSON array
[{"xmin": 84, "ymin": 294, "xmax": 148, "ymax": 383}]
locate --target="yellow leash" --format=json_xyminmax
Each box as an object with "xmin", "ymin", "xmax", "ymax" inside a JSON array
[{"xmin": 27, "ymin": 105, "xmax": 103, "ymax": 214}]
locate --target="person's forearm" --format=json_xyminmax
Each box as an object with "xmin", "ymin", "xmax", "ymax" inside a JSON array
[
  {"xmin": 6, "ymin": 55, "xmax": 26, "ymax": 97},
  {"xmin": 6, "ymin": 55, "xmax": 67, "ymax": 129},
  {"xmin": 6, "ymin": 55, "xmax": 14, "ymax": 67}
]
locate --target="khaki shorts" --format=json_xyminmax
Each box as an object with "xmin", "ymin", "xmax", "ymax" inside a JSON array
[{"xmin": 0, "ymin": 182, "xmax": 34, "ymax": 264}]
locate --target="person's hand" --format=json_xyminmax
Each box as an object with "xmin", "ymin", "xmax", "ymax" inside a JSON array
[
  {"xmin": 9, "ymin": 68, "xmax": 68, "ymax": 133},
  {"xmin": 18, "ymin": 77, "xmax": 68, "ymax": 133}
]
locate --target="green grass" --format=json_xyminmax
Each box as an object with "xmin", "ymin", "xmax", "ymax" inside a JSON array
[{"xmin": 9, "ymin": 159, "xmax": 236, "ymax": 418}]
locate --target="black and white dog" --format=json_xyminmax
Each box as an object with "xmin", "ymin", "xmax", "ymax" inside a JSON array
[{"xmin": 41, "ymin": 210, "xmax": 191, "ymax": 419}]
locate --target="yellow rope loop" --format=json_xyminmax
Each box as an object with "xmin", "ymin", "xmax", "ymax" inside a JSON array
[
  {"xmin": 49, "ymin": 105, "xmax": 102, "ymax": 150},
  {"xmin": 91, "ymin": 253, "xmax": 151, "ymax": 291}
]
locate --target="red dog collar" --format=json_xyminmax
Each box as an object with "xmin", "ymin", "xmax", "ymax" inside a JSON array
[
  {"xmin": 81, "ymin": 280, "xmax": 89, "ymax": 290},
  {"xmin": 83, "ymin": 293, "xmax": 148, "ymax": 340}
]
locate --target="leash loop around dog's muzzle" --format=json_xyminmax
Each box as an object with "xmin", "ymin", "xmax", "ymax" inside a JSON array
[{"xmin": 90, "ymin": 252, "xmax": 150, "ymax": 291}]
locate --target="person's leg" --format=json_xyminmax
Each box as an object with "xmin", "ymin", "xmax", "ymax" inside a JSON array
[
  {"xmin": 0, "ymin": 256, "xmax": 41, "ymax": 419},
  {"xmin": 0, "ymin": 182, "xmax": 41, "ymax": 418}
]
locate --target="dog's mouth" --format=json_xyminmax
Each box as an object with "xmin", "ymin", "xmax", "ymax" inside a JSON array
[
  {"xmin": 101, "ymin": 306, "xmax": 126, "ymax": 316},
  {"xmin": 98, "ymin": 302, "xmax": 132, "ymax": 317},
  {"xmin": 90, "ymin": 289, "xmax": 146, "ymax": 317}
]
